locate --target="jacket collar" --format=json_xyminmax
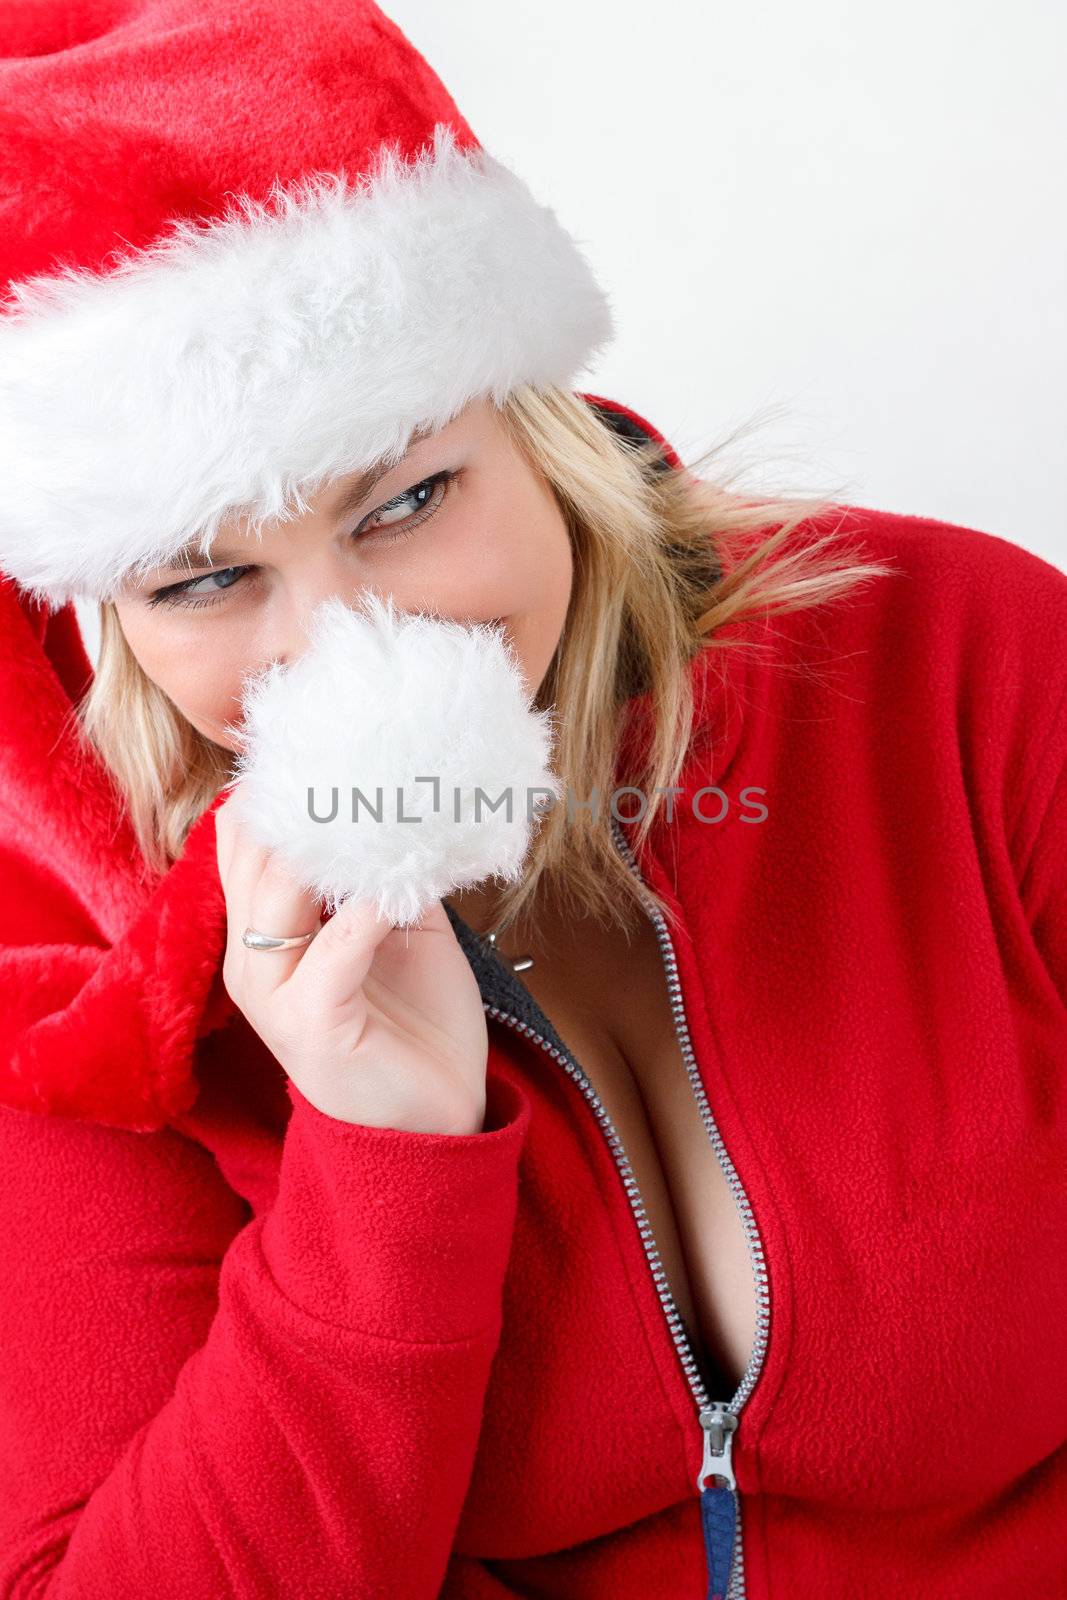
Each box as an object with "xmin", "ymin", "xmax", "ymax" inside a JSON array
[{"xmin": 443, "ymin": 627, "xmax": 752, "ymax": 1065}]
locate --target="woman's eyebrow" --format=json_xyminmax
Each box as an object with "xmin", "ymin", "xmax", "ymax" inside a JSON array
[
  {"xmin": 327, "ymin": 459, "xmax": 396, "ymax": 527},
  {"xmin": 152, "ymin": 544, "xmax": 247, "ymax": 577},
  {"xmin": 147, "ymin": 430, "xmax": 438, "ymax": 582},
  {"xmin": 327, "ymin": 423, "xmax": 437, "ymax": 524}
]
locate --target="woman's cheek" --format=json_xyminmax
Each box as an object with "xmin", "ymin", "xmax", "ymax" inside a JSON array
[{"xmin": 168, "ymin": 661, "xmax": 248, "ymax": 750}]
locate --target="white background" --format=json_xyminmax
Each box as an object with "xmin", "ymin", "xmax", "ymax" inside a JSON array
[
  {"xmin": 385, "ymin": 0, "xmax": 1065, "ymax": 567},
  {"xmin": 75, "ymin": 0, "xmax": 1066, "ymax": 658}
]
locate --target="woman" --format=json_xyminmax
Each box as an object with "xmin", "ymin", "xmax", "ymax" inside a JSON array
[{"xmin": 0, "ymin": 2, "xmax": 1064, "ymax": 1597}]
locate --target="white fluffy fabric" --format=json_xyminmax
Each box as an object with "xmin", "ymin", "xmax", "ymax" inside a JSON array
[
  {"xmin": 0, "ymin": 123, "xmax": 614, "ymax": 609},
  {"xmin": 224, "ymin": 591, "xmax": 562, "ymax": 926}
]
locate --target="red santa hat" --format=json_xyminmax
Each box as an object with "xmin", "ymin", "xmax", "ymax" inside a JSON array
[
  {"xmin": 0, "ymin": 0, "xmax": 615, "ymax": 609},
  {"xmin": 0, "ymin": 0, "xmax": 695, "ymax": 1131}
]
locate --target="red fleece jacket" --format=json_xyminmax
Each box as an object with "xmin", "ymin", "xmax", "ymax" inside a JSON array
[{"xmin": 0, "ymin": 424, "xmax": 1064, "ymax": 1597}]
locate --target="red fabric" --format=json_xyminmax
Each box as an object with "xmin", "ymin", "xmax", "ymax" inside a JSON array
[
  {"xmin": 0, "ymin": 496, "xmax": 1065, "ymax": 1596},
  {"xmin": 0, "ymin": 0, "xmax": 476, "ymax": 288}
]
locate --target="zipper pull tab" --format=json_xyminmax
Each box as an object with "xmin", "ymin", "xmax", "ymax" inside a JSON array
[{"xmin": 698, "ymin": 1404, "xmax": 739, "ymax": 1600}]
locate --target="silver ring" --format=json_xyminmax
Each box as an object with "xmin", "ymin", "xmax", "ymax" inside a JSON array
[{"xmin": 242, "ymin": 925, "xmax": 320, "ymax": 952}]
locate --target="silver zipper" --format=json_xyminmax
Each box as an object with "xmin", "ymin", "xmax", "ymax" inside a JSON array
[{"xmin": 479, "ymin": 813, "xmax": 771, "ymax": 1599}]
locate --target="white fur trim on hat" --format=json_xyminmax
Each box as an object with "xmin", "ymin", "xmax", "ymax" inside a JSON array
[{"xmin": 0, "ymin": 123, "xmax": 614, "ymax": 609}]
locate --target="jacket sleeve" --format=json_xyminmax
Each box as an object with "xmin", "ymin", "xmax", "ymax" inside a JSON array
[{"xmin": 0, "ymin": 1067, "xmax": 530, "ymax": 1599}]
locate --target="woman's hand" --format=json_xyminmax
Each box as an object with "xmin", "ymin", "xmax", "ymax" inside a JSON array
[{"xmin": 214, "ymin": 786, "xmax": 490, "ymax": 1134}]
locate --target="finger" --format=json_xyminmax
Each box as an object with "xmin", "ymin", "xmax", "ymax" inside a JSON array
[
  {"xmin": 223, "ymin": 822, "xmax": 275, "ymax": 939},
  {"xmin": 215, "ymin": 789, "xmax": 285, "ymax": 953},
  {"xmin": 286, "ymin": 891, "xmax": 400, "ymax": 1016},
  {"xmin": 213, "ymin": 788, "xmax": 245, "ymax": 886},
  {"xmin": 214, "ymin": 782, "xmax": 266, "ymax": 894},
  {"xmin": 238, "ymin": 849, "xmax": 325, "ymax": 1010},
  {"xmin": 337, "ymin": 900, "xmax": 474, "ymax": 1041}
]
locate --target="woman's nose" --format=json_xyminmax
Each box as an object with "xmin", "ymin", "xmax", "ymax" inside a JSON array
[{"xmin": 269, "ymin": 573, "xmax": 395, "ymax": 668}]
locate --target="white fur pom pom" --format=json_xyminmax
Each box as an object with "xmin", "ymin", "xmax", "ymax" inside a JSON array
[{"xmin": 223, "ymin": 592, "xmax": 562, "ymax": 925}]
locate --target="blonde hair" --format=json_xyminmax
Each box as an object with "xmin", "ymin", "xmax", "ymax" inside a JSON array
[{"xmin": 76, "ymin": 384, "xmax": 898, "ymax": 944}]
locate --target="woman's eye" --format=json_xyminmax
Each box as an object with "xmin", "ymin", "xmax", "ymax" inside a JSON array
[
  {"xmin": 356, "ymin": 469, "xmax": 455, "ymax": 537},
  {"xmin": 147, "ymin": 469, "xmax": 456, "ymax": 611},
  {"xmin": 147, "ymin": 564, "xmax": 249, "ymax": 609}
]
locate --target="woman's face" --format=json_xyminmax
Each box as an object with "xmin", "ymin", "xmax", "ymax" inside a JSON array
[{"xmin": 113, "ymin": 399, "xmax": 574, "ymax": 752}]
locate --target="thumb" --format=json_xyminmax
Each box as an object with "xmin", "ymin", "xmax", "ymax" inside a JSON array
[{"xmin": 289, "ymin": 893, "xmax": 402, "ymax": 1014}]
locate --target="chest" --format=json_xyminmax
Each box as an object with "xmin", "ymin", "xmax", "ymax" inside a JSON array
[
  {"xmin": 505, "ymin": 904, "xmax": 759, "ymax": 1400},
  {"xmin": 200, "ymin": 841, "xmax": 1067, "ymax": 1576}
]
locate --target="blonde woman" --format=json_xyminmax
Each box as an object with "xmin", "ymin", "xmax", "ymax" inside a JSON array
[{"xmin": 0, "ymin": 3, "xmax": 1064, "ymax": 1598}]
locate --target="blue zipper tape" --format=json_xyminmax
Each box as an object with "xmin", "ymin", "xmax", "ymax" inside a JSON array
[{"xmin": 700, "ymin": 1482, "xmax": 737, "ymax": 1600}]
